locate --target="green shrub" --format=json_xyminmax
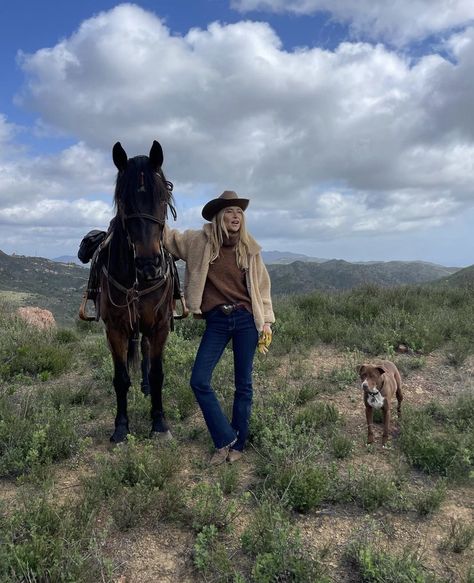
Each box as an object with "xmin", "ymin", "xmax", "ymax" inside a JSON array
[
  {"xmin": 163, "ymin": 334, "xmax": 200, "ymax": 420},
  {"xmin": 0, "ymin": 493, "xmax": 112, "ymax": 582},
  {"xmin": 466, "ymin": 565, "xmax": 474, "ymax": 583},
  {"xmin": 241, "ymin": 494, "xmax": 329, "ymax": 582},
  {"xmin": 295, "ymin": 381, "xmax": 321, "ymax": 405},
  {"xmin": 84, "ymin": 437, "xmax": 180, "ymax": 502},
  {"xmin": 400, "ymin": 406, "xmax": 473, "ymax": 480},
  {"xmin": 1, "ymin": 342, "xmax": 73, "ymax": 380},
  {"xmin": 347, "ymin": 536, "xmax": 445, "ymax": 583},
  {"xmin": 293, "ymin": 401, "xmax": 340, "ymax": 431},
  {"xmin": 319, "ymin": 364, "xmax": 358, "ymax": 393},
  {"xmin": 218, "ymin": 463, "xmax": 240, "ymax": 495},
  {"xmin": 449, "ymin": 392, "xmax": 474, "ymax": 432},
  {"xmin": 255, "ymin": 416, "xmax": 324, "ymax": 471},
  {"xmin": 271, "ymin": 465, "xmax": 331, "ymax": 513},
  {"xmin": 440, "ymin": 519, "xmax": 474, "ymax": 554},
  {"xmin": 413, "ymin": 480, "xmax": 447, "ymax": 516},
  {"xmin": 330, "ymin": 433, "xmax": 354, "ymax": 459},
  {"xmin": 110, "ymin": 482, "xmax": 154, "ymax": 531},
  {"xmin": 332, "ymin": 466, "xmax": 406, "ymax": 512},
  {"xmin": 394, "ymin": 355, "xmax": 426, "ymax": 376},
  {"xmin": 0, "ymin": 392, "xmax": 81, "ymax": 478},
  {"xmin": 54, "ymin": 328, "xmax": 79, "ymax": 344},
  {"xmin": 188, "ymin": 482, "xmax": 238, "ymax": 532},
  {"xmin": 193, "ymin": 524, "xmax": 239, "ymax": 580},
  {"xmin": 445, "ymin": 337, "xmax": 472, "ymax": 367}
]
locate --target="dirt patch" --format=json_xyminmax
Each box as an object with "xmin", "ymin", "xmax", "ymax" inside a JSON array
[{"xmin": 107, "ymin": 526, "xmax": 195, "ymax": 583}]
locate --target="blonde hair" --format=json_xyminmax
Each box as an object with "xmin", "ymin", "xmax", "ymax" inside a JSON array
[{"xmin": 209, "ymin": 207, "xmax": 250, "ymax": 269}]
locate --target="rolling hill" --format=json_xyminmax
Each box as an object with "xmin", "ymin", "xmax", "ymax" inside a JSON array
[
  {"xmin": 0, "ymin": 249, "xmax": 462, "ymax": 324},
  {"xmin": 0, "ymin": 250, "xmax": 88, "ymax": 324},
  {"xmin": 434, "ymin": 264, "xmax": 474, "ymax": 288},
  {"xmin": 266, "ymin": 259, "xmax": 460, "ymax": 294}
]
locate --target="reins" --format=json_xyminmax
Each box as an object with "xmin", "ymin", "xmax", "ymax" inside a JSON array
[
  {"xmin": 102, "ymin": 169, "xmax": 176, "ymax": 331},
  {"xmin": 102, "ymin": 261, "xmax": 173, "ymax": 330}
]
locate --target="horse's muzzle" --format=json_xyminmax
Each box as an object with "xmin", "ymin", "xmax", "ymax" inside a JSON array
[{"xmin": 136, "ymin": 256, "xmax": 162, "ymax": 282}]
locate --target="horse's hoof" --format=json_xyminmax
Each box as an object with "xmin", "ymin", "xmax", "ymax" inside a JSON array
[
  {"xmin": 141, "ymin": 384, "xmax": 150, "ymax": 397},
  {"xmin": 150, "ymin": 430, "xmax": 173, "ymax": 441},
  {"xmin": 110, "ymin": 425, "xmax": 129, "ymax": 443}
]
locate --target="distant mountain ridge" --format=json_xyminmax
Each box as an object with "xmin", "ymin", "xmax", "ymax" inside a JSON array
[
  {"xmin": 0, "ymin": 250, "xmax": 463, "ymax": 324},
  {"xmin": 262, "ymin": 251, "xmax": 327, "ymax": 264},
  {"xmin": 266, "ymin": 259, "xmax": 460, "ymax": 295},
  {"xmin": 53, "ymin": 255, "xmax": 85, "ymax": 266}
]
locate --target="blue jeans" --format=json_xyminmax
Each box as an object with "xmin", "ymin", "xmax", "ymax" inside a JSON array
[{"xmin": 190, "ymin": 307, "xmax": 259, "ymax": 451}]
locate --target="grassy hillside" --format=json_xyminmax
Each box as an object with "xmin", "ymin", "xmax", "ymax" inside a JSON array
[
  {"xmin": 267, "ymin": 259, "xmax": 460, "ymax": 294},
  {"xmin": 0, "ymin": 286, "xmax": 473, "ymax": 582},
  {"xmin": 436, "ymin": 263, "xmax": 474, "ymax": 288},
  {"xmin": 0, "ymin": 250, "xmax": 461, "ymax": 328},
  {"xmin": 0, "ymin": 250, "xmax": 88, "ymax": 324}
]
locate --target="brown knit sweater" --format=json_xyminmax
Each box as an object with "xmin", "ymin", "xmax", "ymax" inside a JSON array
[{"xmin": 200, "ymin": 238, "xmax": 252, "ymax": 314}]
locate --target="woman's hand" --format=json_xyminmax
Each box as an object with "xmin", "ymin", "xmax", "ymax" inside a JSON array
[{"xmin": 258, "ymin": 324, "xmax": 272, "ymax": 354}]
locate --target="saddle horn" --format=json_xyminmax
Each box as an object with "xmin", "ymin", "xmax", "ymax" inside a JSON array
[
  {"xmin": 149, "ymin": 140, "xmax": 164, "ymax": 171},
  {"xmin": 113, "ymin": 142, "xmax": 128, "ymax": 172}
]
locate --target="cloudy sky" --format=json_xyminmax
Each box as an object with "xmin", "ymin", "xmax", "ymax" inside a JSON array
[{"xmin": 1, "ymin": 0, "xmax": 473, "ymax": 266}]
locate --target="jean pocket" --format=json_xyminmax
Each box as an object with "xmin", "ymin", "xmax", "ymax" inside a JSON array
[{"xmin": 203, "ymin": 307, "xmax": 221, "ymax": 321}]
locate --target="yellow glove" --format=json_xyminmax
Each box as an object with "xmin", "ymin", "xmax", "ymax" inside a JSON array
[{"xmin": 258, "ymin": 328, "xmax": 272, "ymax": 355}]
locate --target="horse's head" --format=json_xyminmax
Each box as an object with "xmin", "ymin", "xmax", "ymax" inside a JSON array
[{"xmin": 113, "ymin": 140, "xmax": 176, "ymax": 282}]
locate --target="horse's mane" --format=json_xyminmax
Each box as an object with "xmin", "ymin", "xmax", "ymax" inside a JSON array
[{"xmin": 113, "ymin": 155, "xmax": 176, "ymax": 221}]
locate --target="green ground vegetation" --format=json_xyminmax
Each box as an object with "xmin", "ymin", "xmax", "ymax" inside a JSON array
[{"xmin": 0, "ymin": 285, "xmax": 473, "ymax": 582}]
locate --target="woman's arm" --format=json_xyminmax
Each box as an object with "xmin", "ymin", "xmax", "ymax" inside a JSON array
[
  {"xmin": 255, "ymin": 254, "xmax": 275, "ymax": 325},
  {"xmin": 163, "ymin": 225, "xmax": 191, "ymax": 261}
]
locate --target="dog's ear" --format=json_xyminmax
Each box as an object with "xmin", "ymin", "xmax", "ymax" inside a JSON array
[
  {"xmin": 358, "ymin": 364, "xmax": 368, "ymax": 376},
  {"xmin": 376, "ymin": 366, "xmax": 387, "ymax": 376}
]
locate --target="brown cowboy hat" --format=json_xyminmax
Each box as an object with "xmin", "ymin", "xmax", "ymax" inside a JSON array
[{"xmin": 202, "ymin": 190, "xmax": 249, "ymax": 221}]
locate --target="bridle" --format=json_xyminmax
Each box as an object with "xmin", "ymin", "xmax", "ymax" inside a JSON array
[{"xmin": 102, "ymin": 170, "xmax": 176, "ymax": 329}]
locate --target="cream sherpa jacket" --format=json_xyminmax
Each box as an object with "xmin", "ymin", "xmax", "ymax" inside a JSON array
[{"xmin": 164, "ymin": 224, "xmax": 275, "ymax": 332}]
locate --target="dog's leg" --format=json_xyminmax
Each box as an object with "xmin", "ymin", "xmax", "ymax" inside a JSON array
[
  {"xmin": 365, "ymin": 405, "xmax": 374, "ymax": 444},
  {"xmin": 382, "ymin": 404, "xmax": 391, "ymax": 446},
  {"xmin": 396, "ymin": 386, "xmax": 403, "ymax": 419},
  {"xmin": 395, "ymin": 369, "xmax": 403, "ymax": 419}
]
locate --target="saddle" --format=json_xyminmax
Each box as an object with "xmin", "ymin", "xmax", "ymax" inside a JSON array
[{"xmin": 78, "ymin": 228, "xmax": 188, "ymax": 322}]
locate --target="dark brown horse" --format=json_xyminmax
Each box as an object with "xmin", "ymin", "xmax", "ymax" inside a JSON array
[{"xmin": 100, "ymin": 140, "xmax": 177, "ymax": 443}]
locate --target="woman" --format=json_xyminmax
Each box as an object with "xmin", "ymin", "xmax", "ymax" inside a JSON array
[{"xmin": 164, "ymin": 190, "xmax": 275, "ymax": 464}]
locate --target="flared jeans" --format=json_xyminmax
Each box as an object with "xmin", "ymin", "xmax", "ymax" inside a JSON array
[{"xmin": 190, "ymin": 306, "xmax": 259, "ymax": 451}]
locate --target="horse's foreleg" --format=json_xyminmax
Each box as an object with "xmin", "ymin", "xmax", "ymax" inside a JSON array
[
  {"xmin": 148, "ymin": 327, "xmax": 171, "ymax": 438},
  {"xmin": 141, "ymin": 336, "xmax": 151, "ymax": 396},
  {"xmin": 108, "ymin": 332, "xmax": 131, "ymax": 443}
]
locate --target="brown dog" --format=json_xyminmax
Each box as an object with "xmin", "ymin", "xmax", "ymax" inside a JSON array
[{"xmin": 358, "ymin": 360, "xmax": 403, "ymax": 446}]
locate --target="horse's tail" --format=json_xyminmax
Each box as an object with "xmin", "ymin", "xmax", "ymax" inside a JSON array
[{"xmin": 127, "ymin": 333, "xmax": 140, "ymax": 372}]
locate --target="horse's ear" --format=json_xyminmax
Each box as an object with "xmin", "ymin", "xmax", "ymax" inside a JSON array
[
  {"xmin": 149, "ymin": 140, "xmax": 164, "ymax": 171},
  {"xmin": 113, "ymin": 142, "xmax": 128, "ymax": 172}
]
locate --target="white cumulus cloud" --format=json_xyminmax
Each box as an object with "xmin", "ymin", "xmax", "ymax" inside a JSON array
[
  {"xmin": 0, "ymin": 4, "xmax": 473, "ymax": 261},
  {"xmin": 231, "ymin": 0, "xmax": 474, "ymax": 45}
]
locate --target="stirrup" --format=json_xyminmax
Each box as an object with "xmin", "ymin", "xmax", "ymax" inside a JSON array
[
  {"xmin": 173, "ymin": 296, "xmax": 189, "ymax": 320},
  {"xmin": 79, "ymin": 292, "xmax": 97, "ymax": 322}
]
